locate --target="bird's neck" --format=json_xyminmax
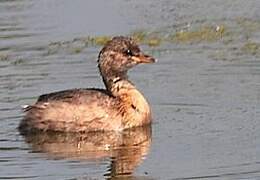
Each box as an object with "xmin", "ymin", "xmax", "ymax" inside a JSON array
[
  {"xmin": 99, "ymin": 66, "xmax": 144, "ymax": 106},
  {"xmin": 100, "ymin": 69, "xmax": 128, "ymax": 93}
]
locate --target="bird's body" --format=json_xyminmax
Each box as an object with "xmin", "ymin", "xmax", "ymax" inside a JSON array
[{"xmin": 19, "ymin": 36, "xmax": 155, "ymax": 133}]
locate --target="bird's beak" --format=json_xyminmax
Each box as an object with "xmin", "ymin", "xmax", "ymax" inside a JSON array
[{"xmin": 131, "ymin": 53, "xmax": 156, "ymax": 64}]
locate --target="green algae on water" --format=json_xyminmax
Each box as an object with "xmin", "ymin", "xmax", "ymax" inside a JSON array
[
  {"xmin": 171, "ymin": 25, "xmax": 225, "ymax": 43},
  {"xmin": 241, "ymin": 41, "xmax": 260, "ymax": 55},
  {"xmin": 146, "ymin": 37, "xmax": 161, "ymax": 47},
  {"xmin": 131, "ymin": 30, "xmax": 147, "ymax": 42},
  {"xmin": 90, "ymin": 36, "xmax": 111, "ymax": 46},
  {"xmin": 236, "ymin": 18, "xmax": 260, "ymax": 33}
]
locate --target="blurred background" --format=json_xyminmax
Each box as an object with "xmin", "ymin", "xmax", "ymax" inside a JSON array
[{"xmin": 1, "ymin": 0, "xmax": 260, "ymax": 179}]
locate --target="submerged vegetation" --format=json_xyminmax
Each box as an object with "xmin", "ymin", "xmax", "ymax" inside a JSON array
[
  {"xmin": 172, "ymin": 25, "xmax": 225, "ymax": 43},
  {"xmin": 2, "ymin": 18, "xmax": 260, "ymax": 62},
  {"xmin": 45, "ymin": 23, "xmax": 228, "ymax": 55},
  {"xmin": 88, "ymin": 36, "xmax": 111, "ymax": 46},
  {"xmin": 241, "ymin": 41, "xmax": 260, "ymax": 56}
]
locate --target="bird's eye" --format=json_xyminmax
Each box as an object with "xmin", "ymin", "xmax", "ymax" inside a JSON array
[{"xmin": 125, "ymin": 49, "xmax": 133, "ymax": 56}]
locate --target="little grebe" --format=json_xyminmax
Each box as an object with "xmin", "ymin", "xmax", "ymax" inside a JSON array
[{"xmin": 19, "ymin": 36, "xmax": 155, "ymax": 133}]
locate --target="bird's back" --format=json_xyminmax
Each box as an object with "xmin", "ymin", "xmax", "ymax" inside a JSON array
[{"xmin": 19, "ymin": 88, "xmax": 123, "ymax": 133}]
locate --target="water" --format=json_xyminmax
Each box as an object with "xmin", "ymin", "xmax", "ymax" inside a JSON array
[{"xmin": 1, "ymin": 0, "xmax": 260, "ymax": 179}]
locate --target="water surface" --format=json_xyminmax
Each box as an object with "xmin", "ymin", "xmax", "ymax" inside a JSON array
[{"xmin": 1, "ymin": 0, "xmax": 260, "ymax": 179}]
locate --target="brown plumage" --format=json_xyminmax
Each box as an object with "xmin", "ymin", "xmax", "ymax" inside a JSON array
[{"xmin": 19, "ymin": 36, "xmax": 155, "ymax": 133}]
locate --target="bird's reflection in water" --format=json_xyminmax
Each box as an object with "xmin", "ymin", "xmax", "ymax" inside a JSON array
[{"xmin": 21, "ymin": 125, "xmax": 152, "ymax": 179}]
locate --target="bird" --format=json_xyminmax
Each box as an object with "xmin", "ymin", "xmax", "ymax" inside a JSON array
[{"xmin": 18, "ymin": 36, "xmax": 155, "ymax": 133}]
